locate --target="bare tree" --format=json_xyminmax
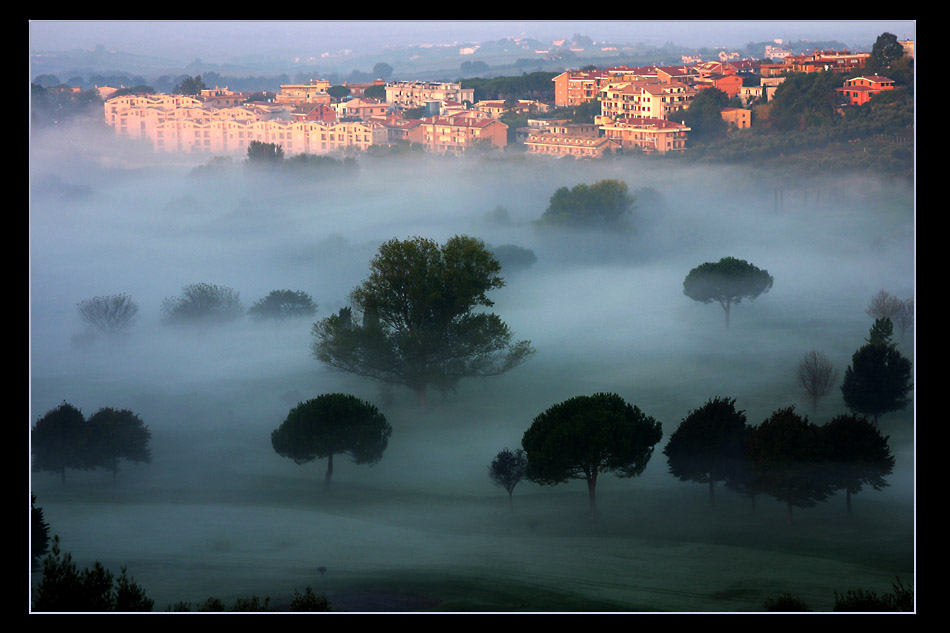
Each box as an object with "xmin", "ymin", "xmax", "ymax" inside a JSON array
[
  {"xmin": 866, "ymin": 290, "xmax": 903, "ymax": 321},
  {"xmin": 796, "ymin": 350, "xmax": 838, "ymax": 415},
  {"xmin": 77, "ymin": 294, "xmax": 139, "ymax": 340},
  {"xmin": 892, "ymin": 298, "xmax": 914, "ymax": 343}
]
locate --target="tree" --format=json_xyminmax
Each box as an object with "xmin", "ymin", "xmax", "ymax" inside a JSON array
[
  {"xmin": 271, "ymin": 393, "xmax": 392, "ymax": 490},
  {"xmin": 246, "ymin": 140, "xmax": 284, "ymax": 164},
  {"xmin": 820, "ymin": 413, "xmax": 894, "ymax": 515},
  {"xmin": 521, "ymin": 393, "xmax": 663, "ymax": 519},
  {"xmin": 663, "ymin": 397, "xmax": 747, "ymax": 506},
  {"xmin": 372, "ymin": 62, "xmax": 394, "ymax": 79},
  {"xmin": 174, "ymin": 74, "xmax": 206, "ymax": 95},
  {"xmin": 327, "ymin": 85, "xmax": 351, "ymax": 101},
  {"xmin": 248, "ymin": 289, "xmax": 317, "ymax": 323},
  {"xmin": 682, "ymin": 257, "xmax": 773, "ymax": 327},
  {"xmin": 534, "ymin": 179, "xmax": 636, "ymax": 230},
  {"xmin": 32, "ymin": 494, "xmax": 51, "ymax": 568},
  {"xmin": 796, "ymin": 350, "xmax": 838, "ymax": 415},
  {"xmin": 85, "ymin": 408, "xmax": 152, "ymax": 480},
  {"xmin": 743, "ymin": 406, "xmax": 834, "ymax": 525},
  {"xmin": 866, "ymin": 32, "xmax": 907, "ymax": 76},
  {"xmin": 489, "ymin": 447, "xmax": 528, "ymax": 512},
  {"xmin": 33, "ymin": 536, "xmax": 154, "ymax": 612},
  {"xmin": 867, "ymin": 291, "xmax": 914, "ymax": 343},
  {"xmin": 32, "ymin": 402, "xmax": 88, "ymax": 485},
  {"xmin": 840, "ymin": 318, "xmax": 913, "ymax": 424},
  {"xmin": 76, "ymin": 293, "xmax": 139, "ymax": 341},
  {"xmin": 677, "ymin": 87, "xmax": 729, "ymax": 142},
  {"xmin": 311, "ymin": 235, "xmax": 535, "ymax": 409},
  {"xmin": 161, "ymin": 282, "xmax": 244, "ymax": 328},
  {"xmin": 290, "ymin": 586, "xmax": 332, "ymax": 612}
]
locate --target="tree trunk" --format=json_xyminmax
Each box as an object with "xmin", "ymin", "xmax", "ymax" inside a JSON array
[
  {"xmin": 846, "ymin": 489, "xmax": 852, "ymax": 516},
  {"xmin": 708, "ymin": 478, "xmax": 715, "ymax": 507},
  {"xmin": 587, "ymin": 474, "xmax": 597, "ymax": 519},
  {"xmin": 508, "ymin": 491, "xmax": 514, "ymax": 513},
  {"xmin": 324, "ymin": 452, "xmax": 334, "ymax": 490},
  {"xmin": 786, "ymin": 502, "xmax": 794, "ymax": 525}
]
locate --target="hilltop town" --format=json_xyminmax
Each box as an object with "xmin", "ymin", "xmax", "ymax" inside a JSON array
[{"xmin": 38, "ymin": 33, "xmax": 914, "ymax": 170}]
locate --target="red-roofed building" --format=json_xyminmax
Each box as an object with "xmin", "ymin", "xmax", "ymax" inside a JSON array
[
  {"xmin": 836, "ymin": 75, "xmax": 896, "ymax": 106},
  {"xmin": 418, "ymin": 113, "xmax": 507, "ymax": 153}
]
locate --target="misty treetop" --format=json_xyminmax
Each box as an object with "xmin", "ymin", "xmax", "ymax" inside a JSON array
[
  {"xmin": 312, "ymin": 235, "xmax": 535, "ymax": 409},
  {"xmin": 682, "ymin": 257, "xmax": 774, "ymax": 327},
  {"xmin": 161, "ymin": 282, "xmax": 244, "ymax": 328},
  {"xmin": 521, "ymin": 392, "xmax": 663, "ymax": 518},
  {"xmin": 840, "ymin": 318, "xmax": 913, "ymax": 424},
  {"xmin": 271, "ymin": 393, "xmax": 392, "ymax": 490},
  {"xmin": 77, "ymin": 293, "xmax": 139, "ymax": 341},
  {"xmin": 248, "ymin": 289, "xmax": 317, "ymax": 323},
  {"xmin": 534, "ymin": 179, "xmax": 636, "ymax": 231}
]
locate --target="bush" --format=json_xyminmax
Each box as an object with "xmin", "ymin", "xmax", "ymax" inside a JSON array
[{"xmin": 161, "ymin": 282, "xmax": 244, "ymax": 328}]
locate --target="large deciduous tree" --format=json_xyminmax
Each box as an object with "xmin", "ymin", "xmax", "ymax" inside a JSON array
[
  {"xmin": 489, "ymin": 447, "xmax": 528, "ymax": 512},
  {"xmin": 32, "ymin": 402, "xmax": 89, "ymax": 485},
  {"xmin": 521, "ymin": 393, "xmax": 663, "ymax": 519},
  {"xmin": 85, "ymin": 408, "xmax": 152, "ymax": 480},
  {"xmin": 271, "ymin": 393, "xmax": 392, "ymax": 490},
  {"xmin": 311, "ymin": 235, "xmax": 534, "ymax": 409},
  {"xmin": 840, "ymin": 318, "xmax": 913, "ymax": 424},
  {"xmin": 161, "ymin": 282, "xmax": 244, "ymax": 328},
  {"xmin": 683, "ymin": 257, "xmax": 773, "ymax": 327},
  {"xmin": 820, "ymin": 413, "xmax": 894, "ymax": 515},
  {"xmin": 663, "ymin": 396, "xmax": 747, "ymax": 507}
]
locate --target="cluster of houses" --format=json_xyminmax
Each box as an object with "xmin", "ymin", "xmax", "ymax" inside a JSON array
[{"xmin": 102, "ymin": 46, "xmax": 907, "ymax": 160}]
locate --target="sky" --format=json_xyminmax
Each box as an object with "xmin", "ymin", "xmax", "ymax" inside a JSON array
[{"xmin": 29, "ymin": 20, "xmax": 916, "ymax": 62}]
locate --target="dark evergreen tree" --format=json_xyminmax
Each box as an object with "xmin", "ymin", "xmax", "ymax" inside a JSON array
[
  {"xmin": 534, "ymin": 179, "xmax": 636, "ymax": 230},
  {"xmin": 840, "ymin": 318, "xmax": 913, "ymax": 423},
  {"xmin": 32, "ymin": 402, "xmax": 89, "ymax": 485},
  {"xmin": 271, "ymin": 394, "xmax": 392, "ymax": 490},
  {"xmin": 683, "ymin": 257, "xmax": 773, "ymax": 327},
  {"xmin": 248, "ymin": 289, "xmax": 317, "ymax": 323},
  {"xmin": 663, "ymin": 397, "xmax": 747, "ymax": 506},
  {"xmin": 522, "ymin": 393, "xmax": 663, "ymax": 519},
  {"xmin": 31, "ymin": 494, "xmax": 51, "ymax": 568},
  {"xmin": 820, "ymin": 413, "xmax": 895, "ymax": 515},
  {"xmin": 744, "ymin": 406, "xmax": 835, "ymax": 525}
]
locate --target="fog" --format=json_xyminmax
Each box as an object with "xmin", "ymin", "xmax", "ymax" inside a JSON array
[{"xmin": 29, "ymin": 122, "xmax": 914, "ymax": 611}]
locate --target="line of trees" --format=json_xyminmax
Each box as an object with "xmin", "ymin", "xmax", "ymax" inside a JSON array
[{"xmin": 31, "ymin": 402, "xmax": 152, "ymax": 485}]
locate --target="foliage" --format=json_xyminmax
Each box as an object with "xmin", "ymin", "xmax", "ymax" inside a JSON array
[
  {"xmin": 840, "ymin": 318, "xmax": 913, "ymax": 423},
  {"xmin": 682, "ymin": 257, "xmax": 773, "ymax": 327},
  {"xmin": 373, "ymin": 62, "xmax": 394, "ymax": 79},
  {"xmin": 76, "ymin": 293, "xmax": 139, "ymax": 340},
  {"xmin": 363, "ymin": 84, "xmax": 386, "ymax": 100},
  {"xmin": 766, "ymin": 71, "xmax": 843, "ymax": 131},
  {"xmin": 32, "ymin": 402, "xmax": 89, "ymax": 485},
  {"xmin": 30, "ymin": 84, "xmax": 104, "ymax": 127},
  {"xmin": 460, "ymin": 71, "xmax": 558, "ymax": 102},
  {"xmin": 521, "ymin": 393, "xmax": 663, "ymax": 518},
  {"xmin": 676, "ymin": 87, "xmax": 729, "ymax": 141},
  {"xmin": 271, "ymin": 393, "xmax": 392, "ymax": 489},
  {"xmin": 246, "ymin": 140, "xmax": 285, "ymax": 164},
  {"xmin": 283, "ymin": 153, "xmax": 358, "ymax": 175},
  {"xmin": 85, "ymin": 408, "xmax": 152, "ymax": 479},
  {"xmin": 866, "ymin": 33, "xmax": 907, "ymax": 76},
  {"xmin": 820, "ymin": 413, "xmax": 894, "ymax": 514},
  {"xmin": 833, "ymin": 577, "xmax": 913, "ymax": 612},
  {"xmin": 328, "ymin": 84, "xmax": 351, "ymax": 100},
  {"xmin": 489, "ymin": 447, "xmax": 528, "ymax": 511},
  {"xmin": 743, "ymin": 406, "xmax": 835, "ymax": 524},
  {"xmin": 290, "ymin": 586, "xmax": 333, "ymax": 611},
  {"xmin": 32, "ymin": 494, "xmax": 51, "ymax": 568},
  {"xmin": 796, "ymin": 350, "xmax": 838, "ymax": 415},
  {"xmin": 174, "ymin": 74, "xmax": 206, "ymax": 95},
  {"xmin": 32, "ymin": 536, "xmax": 154, "ymax": 612},
  {"xmin": 489, "ymin": 243, "xmax": 537, "ymax": 274},
  {"xmin": 663, "ymin": 397, "xmax": 747, "ymax": 506},
  {"xmin": 534, "ymin": 179, "xmax": 636, "ymax": 231},
  {"xmin": 161, "ymin": 282, "xmax": 244, "ymax": 328},
  {"xmin": 763, "ymin": 593, "xmax": 811, "ymax": 611},
  {"xmin": 248, "ymin": 289, "xmax": 317, "ymax": 323},
  {"xmin": 312, "ymin": 235, "xmax": 535, "ymax": 409}
]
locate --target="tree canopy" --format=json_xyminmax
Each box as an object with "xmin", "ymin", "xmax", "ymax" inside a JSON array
[
  {"xmin": 663, "ymin": 396, "xmax": 747, "ymax": 506},
  {"xmin": 77, "ymin": 293, "xmax": 139, "ymax": 340},
  {"xmin": 246, "ymin": 140, "xmax": 285, "ymax": 164},
  {"xmin": 311, "ymin": 235, "xmax": 534, "ymax": 409},
  {"xmin": 32, "ymin": 402, "xmax": 89, "ymax": 485},
  {"xmin": 840, "ymin": 318, "xmax": 913, "ymax": 423},
  {"xmin": 683, "ymin": 257, "xmax": 773, "ymax": 327},
  {"xmin": 489, "ymin": 447, "xmax": 528, "ymax": 511},
  {"xmin": 820, "ymin": 413, "xmax": 894, "ymax": 515},
  {"xmin": 271, "ymin": 393, "xmax": 392, "ymax": 490},
  {"xmin": 161, "ymin": 282, "xmax": 244, "ymax": 328},
  {"xmin": 85, "ymin": 408, "xmax": 152, "ymax": 479},
  {"xmin": 521, "ymin": 393, "xmax": 663, "ymax": 518},
  {"xmin": 248, "ymin": 289, "xmax": 317, "ymax": 323},
  {"xmin": 534, "ymin": 179, "xmax": 636, "ymax": 230}
]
